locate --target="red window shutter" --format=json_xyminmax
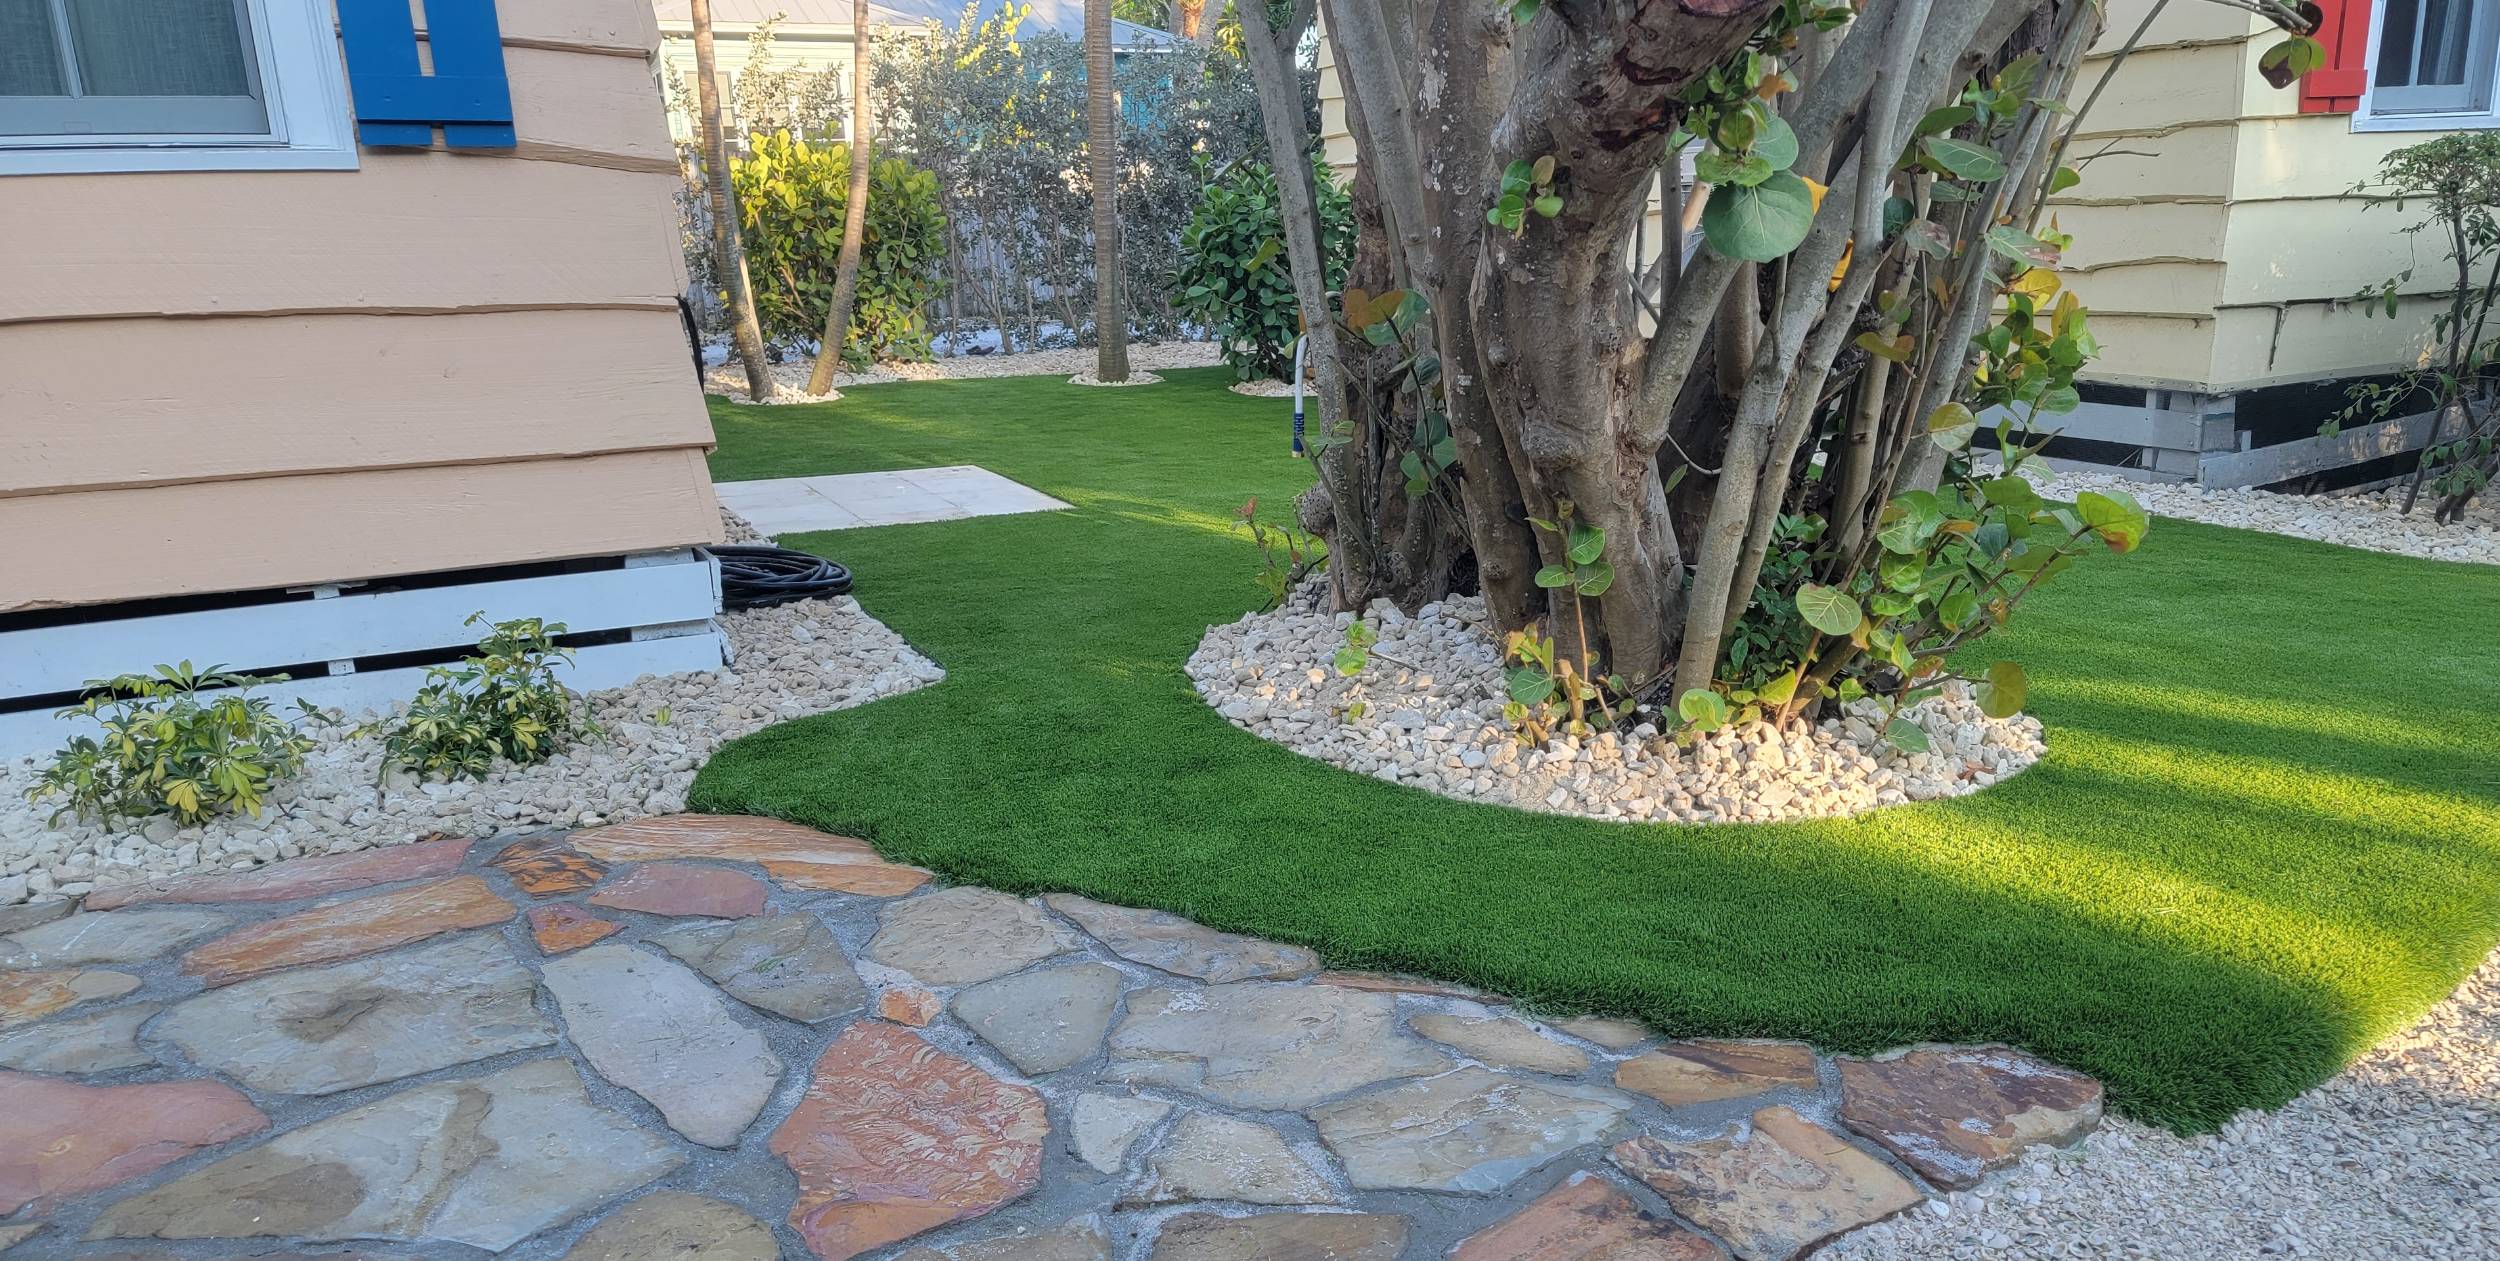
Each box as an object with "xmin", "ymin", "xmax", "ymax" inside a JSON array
[{"xmin": 2301, "ymin": 0, "xmax": 2372, "ymax": 113}]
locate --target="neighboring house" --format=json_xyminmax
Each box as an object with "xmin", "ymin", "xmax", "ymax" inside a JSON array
[
  {"xmin": 0, "ymin": 0, "xmax": 725, "ymax": 755},
  {"xmin": 650, "ymin": 0, "xmax": 1178, "ymax": 144},
  {"xmin": 1316, "ymin": 0, "xmax": 2490, "ymax": 487}
]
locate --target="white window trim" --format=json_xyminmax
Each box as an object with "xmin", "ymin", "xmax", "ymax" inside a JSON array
[
  {"xmin": 2354, "ymin": 0, "xmax": 2500, "ymax": 133},
  {"xmin": 0, "ymin": 0, "xmax": 356, "ymax": 175}
]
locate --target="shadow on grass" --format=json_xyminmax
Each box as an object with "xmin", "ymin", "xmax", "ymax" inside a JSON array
[{"xmin": 693, "ymin": 371, "xmax": 2500, "ymax": 1134}]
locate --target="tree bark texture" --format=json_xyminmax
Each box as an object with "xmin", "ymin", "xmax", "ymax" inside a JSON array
[
  {"xmin": 1086, "ymin": 0, "xmax": 1133, "ymax": 382},
  {"xmin": 690, "ymin": 0, "xmax": 774, "ymax": 402},
  {"xmin": 807, "ymin": 0, "xmax": 877, "ymax": 396}
]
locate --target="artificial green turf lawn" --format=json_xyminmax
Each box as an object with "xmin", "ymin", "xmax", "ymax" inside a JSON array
[{"xmin": 694, "ymin": 366, "xmax": 2500, "ymax": 1132}]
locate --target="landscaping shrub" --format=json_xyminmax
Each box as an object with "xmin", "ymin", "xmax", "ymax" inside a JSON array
[
  {"xmin": 382, "ymin": 615, "xmax": 600, "ymax": 781},
  {"xmin": 1179, "ymin": 154, "xmax": 1354, "ymax": 381},
  {"xmin": 730, "ymin": 130, "xmax": 949, "ymax": 365},
  {"xmin": 27, "ymin": 664, "xmax": 315, "ymax": 825}
]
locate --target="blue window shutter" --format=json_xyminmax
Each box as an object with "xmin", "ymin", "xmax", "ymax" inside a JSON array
[{"xmin": 337, "ymin": 0, "xmax": 517, "ymax": 149}]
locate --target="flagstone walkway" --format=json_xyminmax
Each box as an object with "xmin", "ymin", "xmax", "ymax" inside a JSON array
[{"xmin": 0, "ymin": 815, "xmax": 2104, "ymax": 1261}]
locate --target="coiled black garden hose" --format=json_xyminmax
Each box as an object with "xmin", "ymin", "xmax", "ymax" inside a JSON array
[{"xmin": 713, "ymin": 545, "xmax": 854, "ymax": 609}]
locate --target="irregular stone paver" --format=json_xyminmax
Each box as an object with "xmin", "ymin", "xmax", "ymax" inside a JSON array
[
  {"xmin": 1, "ymin": 1072, "xmax": 269, "ymax": 1215},
  {"xmin": 1610, "ymin": 1106, "xmax": 1923, "ymax": 1261},
  {"xmin": 1124, "ymin": 1112, "xmax": 1334, "ymax": 1207},
  {"xmin": 572, "ymin": 814, "xmax": 930, "ymax": 896},
  {"xmin": 880, "ymin": 986, "xmax": 942, "ymax": 1025},
  {"xmin": 1450, "ymin": 1170, "xmax": 1727, "ymax": 1260},
  {"xmin": 543, "ymin": 942, "xmax": 783, "ymax": 1147},
  {"xmin": 487, "ymin": 836, "xmax": 610, "ymax": 897},
  {"xmin": 179, "ymin": 875, "xmax": 515, "ymax": 986},
  {"xmin": 1616, "ymin": 1040, "xmax": 1821, "ymax": 1108},
  {"xmin": 1106, "ymin": 982, "xmax": 1448, "ymax": 1110},
  {"xmin": 0, "ymin": 968, "xmax": 139, "ymax": 1028},
  {"xmin": 953, "ymin": 962, "xmax": 1124, "ymax": 1074},
  {"xmin": 86, "ymin": 1059, "xmax": 682, "ymax": 1250},
  {"xmin": 585, "ymin": 862, "xmax": 768, "ymax": 919},
  {"xmin": 0, "ymin": 907, "xmax": 232, "ymax": 968},
  {"xmin": 771, "ymin": 1020, "xmax": 1048, "ymax": 1261},
  {"xmin": 559, "ymin": 1190, "xmax": 778, "ymax": 1261},
  {"xmin": 1149, "ymin": 1211, "xmax": 1408, "ymax": 1260},
  {"xmin": 0, "ymin": 1002, "xmax": 159, "ymax": 1073},
  {"xmin": 1558, "ymin": 1016, "xmax": 1652, "ymax": 1049},
  {"xmin": 1041, "ymin": 894, "xmax": 1319, "ymax": 982},
  {"xmin": 1413, "ymin": 1010, "xmax": 1591, "ymax": 1076},
  {"xmin": 154, "ymin": 933, "xmax": 557, "ymax": 1095},
  {"xmin": 0, "ymin": 901, "xmax": 73, "ymax": 934},
  {"xmin": 0, "ymin": 1223, "xmax": 43, "ymax": 1252},
  {"xmin": 895, "ymin": 1216, "xmax": 1112, "ymax": 1261},
  {"xmin": 1318, "ymin": 969, "xmax": 1496, "ymax": 1000},
  {"xmin": 1068, "ymin": 1091, "xmax": 1172, "ymax": 1173},
  {"xmin": 1835, "ymin": 1044, "xmax": 2104, "ymax": 1188},
  {"xmin": 867, "ymin": 887, "xmax": 1076, "ymax": 986},
  {"xmin": 85, "ymin": 837, "xmax": 474, "ymax": 910},
  {"xmin": 652, "ymin": 911, "xmax": 865, "ymax": 1023},
  {"xmin": 527, "ymin": 903, "xmax": 622, "ymax": 954},
  {"xmin": 1311, "ymin": 1066, "xmax": 1632, "ymax": 1194}
]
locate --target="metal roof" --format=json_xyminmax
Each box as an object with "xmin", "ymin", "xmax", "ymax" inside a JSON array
[{"xmin": 648, "ymin": 0, "xmax": 1182, "ymax": 46}]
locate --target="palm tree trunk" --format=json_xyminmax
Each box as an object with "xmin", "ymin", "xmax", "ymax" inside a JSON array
[
  {"xmin": 1084, "ymin": 0, "xmax": 1130, "ymax": 382},
  {"xmin": 806, "ymin": 0, "xmax": 876, "ymax": 396},
  {"xmin": 689, "ymin": 0, "xmax": 772, "ymax": 402}
]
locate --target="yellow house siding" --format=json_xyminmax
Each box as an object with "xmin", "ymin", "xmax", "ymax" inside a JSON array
[{"xmin": 0, "ymin": 0, "xmax": 719, "ymax": 615}]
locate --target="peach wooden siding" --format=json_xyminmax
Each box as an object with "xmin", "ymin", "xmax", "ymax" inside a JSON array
[{"xmin": 0, "ymin": 0, "xmax": 720, "ymax": 614}]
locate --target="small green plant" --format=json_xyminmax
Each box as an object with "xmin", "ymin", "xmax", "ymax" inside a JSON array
[
  {"xmin": 1178, "ymin": 154, "xmax": 1355, "ymax": 382},
  {"xmin": 382, "ymin": 615, "xmax": 601, "ymax": 781},
  {"xmin": 1487, "ymin": 155, "xmax": 1563, "ymax": 236},
  {"xmin": 1236, "ymin": 495, "xmax": 1323, "ymax": 610},
  {"xmin": 27, "ymin": 663, "xmax": 316, "ymax": 825},
  {"xmin": 731, "ymin": 130, "xmax": 950, "ymax": 365},
  {"xmin": 1501, "ymin": 505, "xmax": 1627, "ymax": 744}
]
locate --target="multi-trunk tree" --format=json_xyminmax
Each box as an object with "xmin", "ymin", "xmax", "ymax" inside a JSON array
[{"xmin": 1252, "ymin": 0, "xmax": 2313, "ymax": 732}]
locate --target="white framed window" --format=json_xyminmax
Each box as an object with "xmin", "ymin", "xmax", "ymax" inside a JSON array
[
  {"xmin": 0, "ymin": 0, "xmax": 355, "ymax": 174},
  {"xmin": 2358, "ymin": 0, "xmax": 2500, "ymax": 131}
]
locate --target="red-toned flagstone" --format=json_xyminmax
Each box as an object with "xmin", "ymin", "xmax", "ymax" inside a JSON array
[
  {"xmin": 770, "ymin": 1022, "xmax": 1047, "ymax": 1261},
  {"xmin": 179, "ymin": 875, "xmax": 516, "ymax": 986},
  {"xmin": 571, "ymin": 815, "xmax": 929, "ymax": 896},
  {"xmin": 527, "ymin": 904, "xmax": 623, "ymax": 955},
  {"xmin": 83, "ymin": 837, "xmax": 474, "ymax": 911},
  {"xmin": 878, "ymin": 987, "xmax": 942, "ymax": 1026},
  {"xmin": 0, "ymin": 1071, "xmax": 269, "ymax": 1215},
  {"xmin": 1450, "ymin": 1171, "xmax": 1726, "ymax": 1261},
  {"xmin": 488, "ymin": 837, "xmax": 611, "ymax": 897},
  {"xmin": 587, "ymin": 863, "xmax": 768, "ymax": 919},
  {"xmin": 1836, "ymin": 1045, "xmax": 2104, "ymax": 1188},
  {"xmin": 0, "ymin": 968, "xmax": 140, "ymax": 1029},
  {"xmin": 1616, "ymin": 1040, "xmax": 1820, "ymax": 1107}
]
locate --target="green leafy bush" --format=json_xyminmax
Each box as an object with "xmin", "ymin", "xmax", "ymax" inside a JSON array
[
  {"xmin": 382, "ymin": 616, "xmax": 600, "ymax": 781},
  {"xmin": 1178, "ymin": 154, "xmax": 1354, "ymax": 381},
  {"xmin": 731, "ymin": 130, "xmax": 949, "ymax": 365},
  {"xmin": 27, "ymin": 663, "xmax": 315, "ymax": 825}
]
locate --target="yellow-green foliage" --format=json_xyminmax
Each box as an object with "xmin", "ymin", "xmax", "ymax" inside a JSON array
[{"xmin": 731, "ymin": 131, "xmax": 949, "ymax": 365}]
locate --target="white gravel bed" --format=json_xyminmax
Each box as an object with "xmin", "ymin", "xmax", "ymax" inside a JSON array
[
  {"xmin": 703, "ymin": 341, "xmax": 1221, "ymax": 403},
  {"xmin": 1830, "ymin": 943, "xmax": 2500, "ymax": 1260},
  {"xmin": 0, "ymin": 599, "xmax": 942, "ymax": 905},
  {"xmin": 1067, "ymin": 369, "xmax": 1164, "ymax": 387},
  {"xmin": 2020, "ymin": 465, "xmax": 2500, "ymax": 566},
  {"xmin": 1186, "ymin": 593, "xmax": 2044, "ymax": 825},
  {"xmin": 1228, "ymin": 377, "xmax": 1299, "ymax": 397}
]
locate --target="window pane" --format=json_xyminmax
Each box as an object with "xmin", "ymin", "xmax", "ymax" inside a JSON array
[
  {"xmin": 69, "ymin": 0, "xmax": 252, "ymax": 96},
  {"xmin": 2419, "ymin": 0, "xmax": 2474, "ymax": 85},
  {"xmin": 2379, "ymin": 0, "xmax": 2423, "ymax": 88},
  {"xmin": 0, "ymin": 0, "xmax": 67, "ymax": 96}
]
